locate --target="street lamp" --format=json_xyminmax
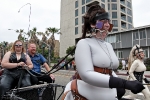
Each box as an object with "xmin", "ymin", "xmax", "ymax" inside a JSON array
[
  {"xmin": 18, "ymin": 3, "xmax": 31, "ymax": 35},
  {"xmin": 18, "ymin": 3, "xmax": 31, "ymax": 53},
  {"xmin": 8, "ymin": 29, "xmax": 16, "ymax": 31}
]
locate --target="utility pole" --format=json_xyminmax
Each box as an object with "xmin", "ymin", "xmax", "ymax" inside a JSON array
[
  {"xmin": 48, "ymin": 46, "xmax": 51, "ymax": 66},
  {"xmin": 18, "ymin": 3, "xmax": 31, "ymax": 52}
]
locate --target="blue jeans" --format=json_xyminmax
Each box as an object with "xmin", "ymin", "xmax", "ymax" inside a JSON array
[{"xmin": 0, "ymin": 69, "xmax": 31, "ymax": 100}]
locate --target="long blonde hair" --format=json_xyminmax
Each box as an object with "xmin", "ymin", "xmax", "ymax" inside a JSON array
[
  {"xmin": 128, "ymin": 44, "xmax": 143, "ymax": 71},
  {"xmin": 10, "ymin": 40, "xmax": 25, "ymax": 53}
]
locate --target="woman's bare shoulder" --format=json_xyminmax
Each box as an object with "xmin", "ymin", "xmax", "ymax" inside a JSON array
[{"xmin": 5, "ymin": 51, "xmax": 11, "ymax": 55}]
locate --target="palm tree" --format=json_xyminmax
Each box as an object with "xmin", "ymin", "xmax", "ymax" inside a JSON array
[
  {"xmin": 35, "ymin": 32, "xmax": 48, "ymax": 49},
  {"xmin": 0, "ymin": 41, "xmax": 8, "ymax": 56},
  {"xmin": 28, "ymin": 27, "xmax": 40, "ymax": 44},
  {"xmin": 46, "ymin": 27, "xmax": 60, "ymax": 51},
  {"xmin": 16, "ymin": 29, "xmax": 25, "ymax": 41}
]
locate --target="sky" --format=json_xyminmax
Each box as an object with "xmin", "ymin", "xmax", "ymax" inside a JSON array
[{"xmin": 0, "ymin": 0, "xmax": 150, "ymax": 43}]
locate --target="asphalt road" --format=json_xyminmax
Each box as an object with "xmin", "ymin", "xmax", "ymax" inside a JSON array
[{"xmin": 53, "ymin": 70, "xmax": 150, "ymax": 100}]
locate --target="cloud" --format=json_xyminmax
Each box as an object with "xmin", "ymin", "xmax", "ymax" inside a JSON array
[
  {"xmin": 132, "ymin": 0, "xmax": 150, "ymax": 27},
  {"xmin": 0, "ymin": 0, "xmax": 60, "ymax": 43}
]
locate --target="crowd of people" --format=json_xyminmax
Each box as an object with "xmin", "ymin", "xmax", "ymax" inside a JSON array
[
  {"xmin": 0, "ymin": 4, "xmax": 150, "ymax": 100},
  {"xmin": 58, "ymin": 59, "xmax": 76, "ymax": 70}
]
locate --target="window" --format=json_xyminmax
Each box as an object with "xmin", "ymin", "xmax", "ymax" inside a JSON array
[
  {"xmin": 144, "ymin": 49, "xmax": 148, "ymax": 58},
  {"xmin": 75, "ymin": 18, "xmax": 78, "ymax": 25},
  {"xmin": 112, "ymin": 4, "xmax": 117, "ymax": 10},
  {"xmin": 106, "ymin": 35, "xmax": 116, "ymax": 43},
  {"xmin": 82, "ymin": 6, "xmax": 85, "ymax": 14},
  {"xmin": 109, "ymin": 12, "xmax": 111, "ymax": 18},
  {"xmin": 108, "ymin": 0, "xmax": 110, "ymax": 2},
  {"xmin": 127, "ymin": 1, "xmax": 131, "ymax": 8},
  {"xmin": 116, "ymin": 34, "xmax": 120, "ymax": 42},
  {"xmin": 75, "ymin": 1, "xmax": 78, "ymax": 8},
  {"xmin": 113, "ymin": 29, "xmax": 118, "ymax": 32},
  {"xmin": 108, "ymin": 4, "xmax": 110, "ymax": 10},
  {"xmin": 86, "ymin": 0, "xmax": 91, "ymax": 3},
  {"xmin": 111, "ymin": 0, "xmax": 116, "ymax": 2},
  {"xmin": 112, "ymin": 20, "xmax": 118, "ymax": 27},
  {"xmin": 127, "ymin": 8, "xmax": 132, "ymax": 16},
  {"xmin": 121, "ymin": 23, "xmax": 126, "ymax": 29},
  {"xmin": 117, "ymin": 51, "xmax": 123, "ymax": 59},
  {"xmin": 112, "ymin": 12, "xmax": 117, "ymax": 18},
  {"xmin": 133, "ymin": 31, "xmax": 139, "ymax": 40},
  {"xmin": 75, "ymin": 27, "xmax": 78, "ymax": 35},
  {"xmin": 101, "ymin": 0, "xmax": 105, "ymax": 2},
  {"xmin": 82, "ymin": 0, "xmax": 85, "ymax": 5},
  {"xmin": 101, "ymin": 3, "xmax": 105, "ymax": 9},
  {"xmin": 127, "ymin": 16, "xmax": 132, "ymax": 23},
  {"xmin": 121, "ymin": 16, "xmax": 126, "ymax": 21},
  {"xmin": 75, "ymin": 9, "xmax": 78, "ymax": 17},
  {"xmin": 139, "ymin": 30, "xmax": 146, "ymax": 39},
  {"xmin": 128, "ymin": 24, "xmax": 132, "ymax": 29}
]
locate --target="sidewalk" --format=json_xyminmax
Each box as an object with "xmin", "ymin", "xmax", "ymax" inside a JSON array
[{"xmin": 116, "ymin": 70, "xmax": 150, "ymax": 78}]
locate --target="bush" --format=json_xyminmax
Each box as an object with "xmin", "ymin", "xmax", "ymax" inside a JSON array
[
  {"xmin": 118, "ymin": 61, "xmax": 122, "ymax": 69},
  {"xmin": 146, "ymin": 66, "xmax": 150, "ymax": 71},
  {"xmin": 144, "ymin": 58, "xmax": 150, "ymax": 71}
]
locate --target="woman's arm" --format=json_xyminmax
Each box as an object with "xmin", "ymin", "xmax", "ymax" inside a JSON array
[
  {"xmin": 25, "ymin": 54, "xmax": 33, "ymax": 69},
  {"xmin": 1, "ymin": 51, "xmax": 18, "ymax": 68},
  {"xmin": 129, "ymin": 60, "xmax": 138, "ymax": 80},
  {"xmin": 75, "ymin": 39, "xmax": 110, "ymax": 88}
]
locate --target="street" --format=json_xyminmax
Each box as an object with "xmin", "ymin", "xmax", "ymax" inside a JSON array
[{"xmin": 53, "ymin": 70, "xmax": 150, "ymax": 100}]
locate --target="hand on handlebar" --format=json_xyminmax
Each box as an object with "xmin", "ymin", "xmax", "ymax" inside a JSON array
[
  {"xmin": 49, "ymin": 74, "xmax": 55, "ymax": 80},
  {"xmin": 18, "ymin": 62, "xmax": 26, "ymax": 66}
]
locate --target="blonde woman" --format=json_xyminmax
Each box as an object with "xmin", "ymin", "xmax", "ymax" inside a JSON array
[
  {"xmin": 0, "ymin": 40, "xmax": 33, "ymax": 100},
  {"xmin": 124, "ymin": 44, "xmax": 150, "ymax": 100}
]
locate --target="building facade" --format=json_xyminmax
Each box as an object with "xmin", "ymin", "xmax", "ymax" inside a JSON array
[
  {"xmin": 54, "ymin": 40, "xmax": 60, "ymax": 57},
  {"xmin": 106, "ymin": 25, "xmax": 150, "ymax": 59},
  {"xmin": 60, "ymin": 0, "xmax": 133, "ymax": 57}
]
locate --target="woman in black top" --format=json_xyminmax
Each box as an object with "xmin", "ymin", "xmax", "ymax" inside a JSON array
[{"xmin": 0, "ymin": 40, "xmax": 33, "ymax": 100}]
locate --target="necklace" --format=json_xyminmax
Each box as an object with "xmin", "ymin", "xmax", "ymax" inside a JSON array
[{"xmin": 95, "ymin": 38, "xmax": 113, "ymax": 70}]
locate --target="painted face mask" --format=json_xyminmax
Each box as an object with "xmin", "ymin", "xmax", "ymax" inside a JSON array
[
  {"xmin": 94, "ymin": 12, "xmax": 113, "ymax": 32},
  {"xmin": 95, "ymin": 21, "xmax": 103, "ymax": 29}
]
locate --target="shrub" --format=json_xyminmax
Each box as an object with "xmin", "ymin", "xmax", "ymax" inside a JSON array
[
  {"xmin": 146, "ymin": 66, "xmax": 150, "ymax": 71},
  {"xmin": 144, "ymin": 58, "xmax": 150, "ymax": 71},
  {"xmin": 118, "ymin": 61, "xmax": 122, "ymax": 69}
]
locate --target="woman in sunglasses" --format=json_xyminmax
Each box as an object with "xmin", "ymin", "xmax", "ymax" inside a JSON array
[
  {"xmin": 0, "ymin": 40, "xmax": 33, "ymax": 100},
  {"xmin": 62, "ymin": 4, "xmax": 144, "ymax": 100}
]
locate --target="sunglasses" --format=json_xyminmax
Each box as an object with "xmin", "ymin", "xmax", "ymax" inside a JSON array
[{"xmin": 15, "ymin": 44, "xmax": 22, "ymax": 47}]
